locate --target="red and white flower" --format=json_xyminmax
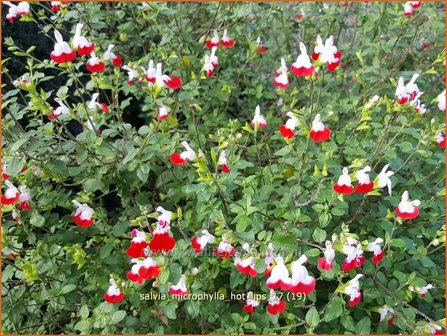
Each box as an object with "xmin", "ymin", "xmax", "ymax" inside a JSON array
[
  {"xmin": 86, "ymin": 52, "xmax": 105, "ymax": 73},
  {"xmin": 309, "ymin": 114, "xmax": 331, "ymax": 142},
  {"xmin": 126, "ymin": 229, "xmax": 147, "ymax": 258},
  {"xmin": 88, "ymin": 93, "xmax": 109, "ymax": 113},
  {"xmin": 191, "ymin": 229, "xmax": 215, "ymax": 253},
  {"xmin": 436, "ymin": 132, "xmax": 446, "ymax": 149},
  {"xmin": 342, "ymin": 239, "xmax": 365, "ymax": 272},
  {"xmin": 127, "ymin": 255, "xmax": 160, "ymax": 284},
  {"xmin": 377, "ymin": 164, "xmax": 394, "ymax": 196},
  {"xmin": 149, "ymin": 63, "xmax": 182, "ymax": 90},
  {"xmin": 203, "ymin": 54, "xmax": 215, "ymax": 78},
  {"xmin": 412, "ymin": 98, "xmax": 427, "ymax": 114},
  {"xmin": 344, "ymin": 274, "xmax": 363, "ymax": 308},
  {"xmin": 279, "ymin": 112, "xmax": 299, "ymax": 139},
  {"xmin": 103, "ymin": 44, "xmax": 122, "ymax": 67},
  {"xmin": 243, "ymin": 291, "xmax": 260, "ymax": 315},
  {"xmin": 266, "ymin": 289, "xmax": 286, "ymax": 315},
  {"xmin": 367, "ymin": 238, "xmax": 385, "ymax": 265},
  {"xmin": 158, "ymin": 105, "xmax": 169, "ymax": 121},
  {"xmin": 264, "ymin": 243, "xmax": 275, "ymax": 276},
  {"xmin": 71, "ymin": 200, "xmax": 94, "ymax": 227},
  {"xmin": 169, "ymin": 274, "xmax": 188, "ymax": 298},
  {"xmin": 17, "ymin": 186, "xmax": 32, "ymax": 210},
  {"xmin": 51, "ymin": 1, "xmax": 66, "ymax": 12},
  {"xmin": 334, "ymin": 167, "xmax": 354, "ymax": 195},
  {"xmin": 297, "ymin": 8, "xmax": 305, "ymax": 20},
  {"xmin": 266, "ymin": 256, "xmax": 292, "ymax": 291},
  {"xmin": 404, "ymin": 2, "xmax": 421, "ymax": 16},
  {"xmin": 218, "ymin": 150, "xmax": 230, "ymax": 173},
  {"xmin": 122, "ymin": 65, "xmax": 139, "ymax": 85},
  {"xmin": 221, "ymin": 29, "xmax": 235, "ymax": 48},
  {"xmin": 170, "ymin": 141, "xmax": 196, "ymax": 165},
  {"xmin": 235, "ymin": 256, "xmax": 257, "ymax": 277},
  {"xmin": 104, "ymin": 278, "xmax": 124, "ymax": 303},
  {"xmin": 290, "ymin": 255, "xmax": 316, "ymax": 295},
  {"xmin": 142, "ymin": 60, "xmax": 157, "ymax": 83},
  {"xmin": 13, "ymin": 73, "xmax": 30, "ymax": 88},
  {"xmin": 1, "ymin": 181, "xmax": 19, "ymax": 205},
  {"xmin": 149, "ymin": 206, "xmax": 176, "ymax": 253},
  {"xmin": 379, "ymin": 305, "xmax": 395, "ymax": 325},
  {"xmin": 355, "ymin": 166, "xmax": 374, "ymax": 194},
  {"xmin": 5, "ymin": 2, "xmax": 29, "ymax": 23},
  {"xmin": 312, "ymin": 35, "xmax": 342, "ymax": 72},
  {"xmin": 291, "ymin": 42, "xmax": 314, "ymax": 77},
  {"xmin": 396, "ymin": 191, "xmax": 420, "ymax": 220},
  {"xmin": 50, "ymin": 29, "xmax": 76, "ymax": 64},
  {"xmin": 206, "ymin": 30, "xmax": 219, "ymax": 49},
  {"xmin": 72, "ymin": 23, "xmax": 95, "ymax": 56},
  {"xmin": 256, "ymin": 37, "xmax": 267, "ymax": 54},
  {"xmin": 429, "ymin": 325, "xmax": 444, "ymax": 335},
  {"xmin": 49, "ymin": 98, "xmax": 69, "ymax": 121},
  {"xmin": 273, "ymin": 58, "xmax": 289, "ymax": 89},
  {"xmin": 318, "ymin": 241, "xmax": 335, "ymax": 271},
  {"xmin": 395, "ymin": 74, "xmax": 420, "ymax": 104},
  {"xmin": 251, "ymin": 105, "xmax": 267, "ymax": 129},
  {"xmin": 437, "ymin": 90, "xmax": 446, "ymax": 112},
  {"xmin": 214, "ymin": 237, "xmax": 235, "ymax": 258},
  {"xmin": 411, "ymin": 284, "xmax": 434, "ymax": 299}
]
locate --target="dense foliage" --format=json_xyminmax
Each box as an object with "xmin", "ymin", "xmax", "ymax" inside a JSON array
[{"xmin": 2, "ymin": 1, "xmax": 446, "ymax": 334}]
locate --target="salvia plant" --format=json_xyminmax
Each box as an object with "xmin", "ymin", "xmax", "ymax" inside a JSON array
[{"xmin": 1, "ymin": 1, "xmax": 446, "ymax": 334}]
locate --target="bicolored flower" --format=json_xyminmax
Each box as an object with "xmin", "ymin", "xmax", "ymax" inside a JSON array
[
  {"xmin": 1, "ymin": 180, "xmax": 19, "ymax": 205},
  {"xmin": 158, "ymin": 105, "xmax": 169, "ymax": 121},
  {"xmin": 404, "ymin": 1, "xmax": 421, "ymax": 16},
  {"xmin": 436, "ymin": 131, "xmax": 446, "ymax": 149},
  {"xmin": 104, "ymin": 278, "xmax": 124, "ymax": 303},
  {"xmin": 103, "ymin": 44, "xmax": 122, "ymax": 67},
  {"xmin": 4, "ymin": 1, "xmax": 29, "ymax": 23},
  {"xmin": 170, "ymin": 141, "xmax": 196, "ymax": 165},
  {"xmin": 395, "ymin": 74, "xmax": 420, "ymax": 104},
  {"xmin": 214, "ymin": 238, "xmax": 235, "ymax": 258},
  {"xmin": 221, "ymin": 29, "xmax": 235, "ymax": 48},
  {"xmin": 49, "ymin": 98, "xmax": 69, "ymax": 121},
  {"xmin": 355, "ymin": 166, "xmax": 374, "ymax": 194},
  {"xmin": 235, "ymin": 256, "xmax": 257, "ymax": 277},
  {"xmin": 309, "ymin": 114, "xmax": 331, "ymax": 142},
  {"xmin": 334, "ymin": 167, "xmax": 354, "ymax": 195},
  {"xmin": 206, "ymin": 30, "xmax": 219, "ymax": 49},
  {"xmin": 17, "ymin": 186, "xmax": 32, "ymax": 210},
  {"xmin": 344, "ymin": 274, "xmax": 363, "ymax": 308},
  {"xmin": 279, "ymin": 112, "xmax": 299, "ymax": 139},
  {"xmin": 273, "ymin": 58, "xmax": 289, "ymax": 89},
  {"xmin": 203, "ymin": 54, "xmax": 215, "ymax": 78},
  {"xmin": 266, "ymin": 289, "xmax": 286, "ymax": 315},
  {"xmin": 149, "ymin": 206, "xmax": 176, "ymax": 253},
  {"xmin": 191, "ymin": 230, "xmax": 215, "ymax": 253},
  {"xmin": 256, "ymin": 37, "xmax": 267, "ymax": 54},
  {"xmin": 342, "ymin": 240, "xmax": 365, "ymax": 272},
  {"xmin": 218, "ymin": 150, "xmax": 230, "ymax": 174},
  {"xmin": 411, "ymin": 284, "xmax": 434, "ymax": 299},
  {"xmin": 126, "ymin": 229, "xmax": 147, "ymax": 258},
  {"xmin": 150, "ymin": 63, "xmax": 183, "ymax": 90},
  {"xmin": 88, "ymin": 93, "xmax": 109, "ymax": 113},
  {"xmin": 122, "ymin": 65, "xmax": 139, "ymax": 85},
  {"xmin": 264, "ymin": 243, "xmax": 275, "ymax": 276},
  {"xmin": 318, "ymin": 240, "xmax": 335, "ymax": 271},
  {"xmin": 71, "ymin": 200, "xmax": 94, "ymax": 227},
  {"xmin": 243, "ymin": 291, "xmax": 260, "ymax": 315},
  {"xmin": 367, "ymin": 238, "xmax": 385, "ymax": 265},
  {"xmin": 251, "ymin": 105, "xmax": 267, "ymax": 129},
  {"xmin": 266, "ymin": 256, "xmax": 292, "ymax": 291},
  {"xmin": 142, "ymin": 60, "xmax": 157, "ymax": 83},
  {"xmin": 51, "ymin": 29, "xmax": 76, "ymax": 63},
  {"xmin": 169, "ymin": 274, "xmax": 188, "ymax": 298},
  {"xmin": 127, "ymin": 255, "xmax": 160, "ymax": 284},
  {"xmin": 72, "ymin": 23, "xmax": 95, "ymax": 56},
  {"xmin": 312, "ymin": 35, "xmax": 342, "ymax": 72},
  {"xmin": 379, "ymin": 305, "xmax": 395, "ymax": 326},
  {"xmin": 290, "ymin": 255, "xmax": 316, "ymax": 295},
  {"xmin": 291, "ymin": 42, "xmax": 314, "ymax": 77},
  {"xmin": 377, "ymin": 164, "xmax": 394, "ymax": 196},
  {"xmin": 86, "ymin": 52, "xmax": 105, "ymax": 73},
  {"xmin": 396, "ymin": 191, "xmax": 420, "ymax": 220}
]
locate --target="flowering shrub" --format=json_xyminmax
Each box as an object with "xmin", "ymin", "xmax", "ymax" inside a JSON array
[{"xmin": 2, "ymin": 1, "xmax": 446, "ymax": 334}]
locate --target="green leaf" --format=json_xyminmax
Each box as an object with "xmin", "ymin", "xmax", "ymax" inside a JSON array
[
  {"xmin": 10, "ymin": 138, "xmax": 28, "ymax": 152},
  {"xmin": 324, "ymin": 299, "xmax": 342, "ymax": 322},
  {"xmin": 111, "ymin": 310, "xmax": 126, "ymax": 324},
  {"xmin": 123, "ymin": 148, "xmax": 139, "ymax": 164},
  {"xmin": 355, "ymin": 317, "xmax": 371, "ymax": 334},
  {"xmin": 391, "ymin": 239, "xmax": 406, "ymax": 248},
  {"xmin": 312, "ymin": 228, "xmax": 327, "ymax": 243},
  {"xmin": 305, "ymin": 307, "xmax": 320, "ymax": 327},
  {"xmin": 61, "ymin": 284, "xmax": 77, "ymax": 294}
]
